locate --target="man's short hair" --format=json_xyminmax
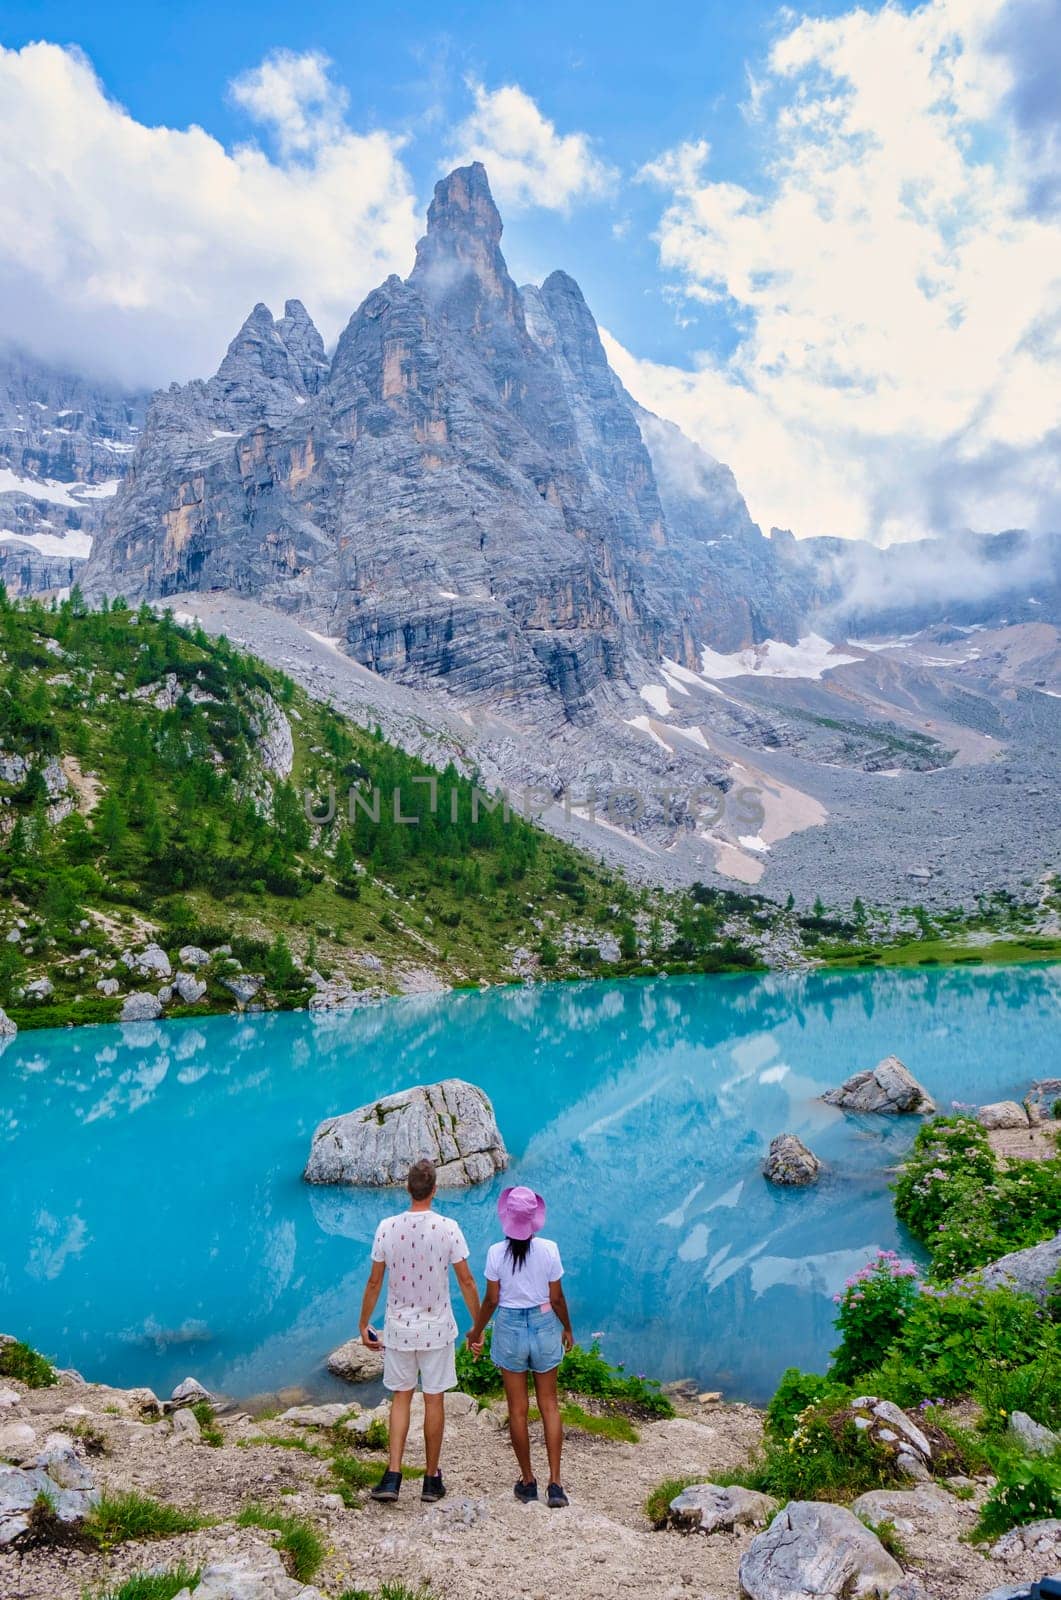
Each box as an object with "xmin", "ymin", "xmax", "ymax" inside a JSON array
[{"xmin": 407, "ymin": 1159, "xmax": 437, "ymax": 1201}]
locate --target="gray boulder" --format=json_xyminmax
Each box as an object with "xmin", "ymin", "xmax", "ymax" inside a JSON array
[
  {"xmin": 120, "ymin": 991, "xmax": 163, "ymax": 1022},
  {"xmin": 980, "ymin": 1231, "xmax": 1061, "ymax": 1303},
  {"xmin": 763, "ymin": 1133, "xmax": 822, "ymax": 1187},
  {"xmin": 221, "ymin": 973, "xmax": 262, "ymax": 1006},
  {"xmin": 174, "ymin": 971, "xmax": 208, "ymax": 1005},
  {"xmin": 25, "ymin": 977, "xmax": 54, "ymax": 1001},
  {"xmin": 1007, "ymin": 1410, "xmax": 1061, "ymax": 1456},
  {"xmin": 990, "ymin": 1518, "xmax": 1061, "ymax": 1563},
  {"xmin": 96, "ymin": 977, "xmax": 121, "ymax": 996},
  {"xmin": 179, "ymin": 945, "xmax": 211, "ymax": 968},
  {"xmin": 851, "ymin": 1484, "xmax": 954, "ymax": 1530},
  {"xmin": 171, "ymin": 1376, "xmax": 214, "ymax": 1407},
  {"xmin": 326, "ymin": 1338, "xmax": 385, "ymax": 1384},
  {"xmin": 172, "ymin": 1545, "xmax": 327, "ymax": 1598},
  {"xmin": 848, "ymin": 1396, "xmax": 934, "ymax": 1480},
  {"xmin": 304, "ymin": 1078, "xmax": 508, "ymax": 1188},
  {"xmin": 0, "ymin": 1007, "xmax": 16, "ymax": 1038},
  {"xmin": 669, "ymin": 1482, "xmax": 777, "ymax": 1534},
  {"xmin": 171, "ymin": 1406, "xmax": 201, "ymax": 1442},
  {"xmin": 122, "ymin": 942, "xmax": 172, "ymax": 979},
  {"xmin": 822, "ymin": 1057, "xmax": 935, "ymax": 1115},
  {"xmin": 739, "ymin": 1500, "xmax": 904, "ymax": 1599},
  {"xmin": 0, "ymin": 1459, "xmax": 99, "ymax": 1545},
  {"xmin": 977, "ymin": 1101, "xmax": 1029, "ymax": 1130}
]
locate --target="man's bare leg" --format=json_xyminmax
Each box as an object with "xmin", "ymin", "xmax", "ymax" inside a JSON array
[
  {"xmin": 388, "ymin": 1389, "xmax": 413, "ymax": 1473},
  {"xmin": 423, "ymin": 1392, "xmax": 445, "ymax": 1477}
]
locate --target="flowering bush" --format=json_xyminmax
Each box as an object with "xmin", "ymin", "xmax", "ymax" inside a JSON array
[
  {"xmin": 829, "ymin": 1251, "xmax": 921, "ymax": 1384},
  {"xmin": 873, "ymin": 1282, "xmax": 1055, "ymax": 1406},
  {"xmin": 894, "ymin": 1115, "xmax": 1061, "ymax": 1279},
  {"xmin": 766, "ymin": 1368, "xmax": 850, "ymax": 1442}
]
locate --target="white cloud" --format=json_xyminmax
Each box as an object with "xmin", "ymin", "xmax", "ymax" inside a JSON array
[
  {"xmin": 447, "ymin": 80, "xmax": 618, "ymax": 212},
  {"xmin": 229, "ymin": 48, "xmax": 348, "ymax": 160},
  {"xmin": 0, "ymin": 43, "xmax": 420, "ymax": 387},
  {"xmin": 625, "ymin": 0, "xmax": 1061, "ymax": 543}
]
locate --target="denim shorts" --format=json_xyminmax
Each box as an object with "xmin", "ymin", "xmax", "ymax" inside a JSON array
[{"xmin": 492, "ymin": 1305, "xmax": 563, "ymax": 1374}]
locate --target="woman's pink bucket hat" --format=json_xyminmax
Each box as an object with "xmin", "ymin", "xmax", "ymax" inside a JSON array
[{"xmin": 497, "ymin": 1185, "xmax": 546, "ymax": 1240}]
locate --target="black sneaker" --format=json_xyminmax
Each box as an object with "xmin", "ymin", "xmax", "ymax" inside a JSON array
[
  {"xmin": 421, "ymin": 1473, "xmax": 446, "ymax": 1503},
  {"xmin": 370, "ymin": 1469, "xmax": 403, "ymax": 1503},
  {"xmin": 514, "ymin": 1478, "xmax": 538, "ymax": 1503},
  {"xmin": 546, "ymin": 1482, "xmax": 569, "ymax": 1508}
]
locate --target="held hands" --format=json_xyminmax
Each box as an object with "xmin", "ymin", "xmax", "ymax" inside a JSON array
[{"xmin": 465, "ymin": 1333, "xmax": 484, "ymax": 1359}]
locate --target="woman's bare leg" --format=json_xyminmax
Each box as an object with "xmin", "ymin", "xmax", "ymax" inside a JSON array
[
  {"xmin": 532, "ymin": 1367, "xmax": 563, "ymax": 1486},
  {"xmin": 501, "ymin": 1367, "xmax": 534, "ymax": 1483}
]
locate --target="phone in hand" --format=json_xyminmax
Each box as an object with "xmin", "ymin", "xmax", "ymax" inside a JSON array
[{"xmin": 366, "ymin": 1326, "xmax": 382, "ymax": 1349}]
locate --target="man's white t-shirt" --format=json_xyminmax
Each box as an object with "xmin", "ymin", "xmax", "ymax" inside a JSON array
[
  {"xmin": 485, "ymin": 1236, "xmax": 564, "ymax": 1310},
  {"xmin": 371, "ymin": 1210, "xmax": 469, "ymax": 1351}
]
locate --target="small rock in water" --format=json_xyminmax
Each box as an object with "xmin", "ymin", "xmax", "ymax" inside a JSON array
[
  {"xmin": 822, "ymin": 1056, "xmax": 935, "ymax": 1115},
  {"xmin": 763, "ymin": 1133, "xmax": 822, "ymax": 1186}
]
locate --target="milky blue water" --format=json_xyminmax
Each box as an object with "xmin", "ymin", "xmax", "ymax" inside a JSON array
[{"xmin": 2, "ymin": 965, "xmax": 1059, "ymax": 1405}]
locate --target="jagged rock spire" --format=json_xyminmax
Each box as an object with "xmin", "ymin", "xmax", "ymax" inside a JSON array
[{"xmin": 410, "ymin": 163, "xmax": 522, "ymax": 323}]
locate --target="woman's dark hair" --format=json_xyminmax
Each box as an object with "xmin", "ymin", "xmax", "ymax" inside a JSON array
[{"xmin": 505, "ymin": 1236, "xmax": 533, "ymax": 1271}]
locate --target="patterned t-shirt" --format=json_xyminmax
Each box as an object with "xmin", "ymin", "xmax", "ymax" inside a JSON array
[{"xmin": 371, "ymin": 1210, "xmax": 469, "ymax": 1351}]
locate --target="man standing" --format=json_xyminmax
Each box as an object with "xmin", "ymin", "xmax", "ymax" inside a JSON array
[{"xmin": 359, "ymin": 1157, "xmax": 481, "ymax": 1505}]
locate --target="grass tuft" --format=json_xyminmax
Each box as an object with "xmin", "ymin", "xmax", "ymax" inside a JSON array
[
  {"xmin": 859, "ymin": 1515, "xmax": 910, "ymax": 1565},
  {"xmin": 339, "ymin": 1586, "xmax": 440, "ymax": 1600},
  {"xmin": 235, "ymin": 1503, "xmax": 324, "ymax": 1583},
  {"xmin": 83, "ymin": 1565, "xmax": 202, "ymax": 1600},
  {"xmin": 644, "ymin": 1475, "xmax": 702, "ymax": 1528},
  {"xmin": 191, "ymin": 1401, "xmax": 224, "ymax": 1447},
  {"xmin": 0, "ymin": 1338, "xmax": 58, "ymax": 1388},
  {"xmin": 84, "ymin": 1492, "xmax": 207, "ymax": 1550},
  {"xmin": 559, "ymin": 1400, "xmax": 638, "ymax": 1443}
]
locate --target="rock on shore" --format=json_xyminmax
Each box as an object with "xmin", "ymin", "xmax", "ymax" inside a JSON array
[
  {"xmin": 822, "ymin": 1056, "xmax": 935, "ymax": 1115},
  {"xmin": 980, "ymin": 1230, "xmax": 1061, "ymax": 1302},
  {"xmin": 303, "ymin": 1078, "xmax": 508, "ymax": 1187},
  {"xmin": 739, "ymin": 1500, "xmax": 904, "ymax": 1600}
]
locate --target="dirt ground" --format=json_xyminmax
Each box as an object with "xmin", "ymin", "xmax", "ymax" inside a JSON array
[{"xmin": 1, "ymin": 1372, "xmax": 1049, "ymax": 1600}]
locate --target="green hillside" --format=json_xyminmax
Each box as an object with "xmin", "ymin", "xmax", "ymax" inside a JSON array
[{"xmin": 0, "ymin": 587, "xmax": 765, "ymax": 1030}]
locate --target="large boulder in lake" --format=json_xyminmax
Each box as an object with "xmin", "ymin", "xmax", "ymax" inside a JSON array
[
  {"xmin": 303, "ymin": 1079, "xmax": 508, "ymax": 1188},
  {"xmin": 327, "ymin": 1337, "xmax": 385, "ymax": 1383},
  {"xmin": 763, "ymin": 1133, "xmax": 821, "ymax": 1187},
  {"xmin": 980, "ymin": 1230, "xmax": 1061, "ymax": 1303},
  {"xmin": 822, "ymin": 1056, "xmax": 935, "ymax": 1115},
  {"xmin": 739, "ymin": 1500, "xmax": 904, "ymax": 1600}
]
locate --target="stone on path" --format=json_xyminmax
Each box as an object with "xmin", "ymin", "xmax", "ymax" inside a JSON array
[
  {"xmin": 977, "ymin": 1101, "xmax": 1029, "ymax": 1131},
  {"xmin": 739, "ymin": 1500, "xmax": 904, "ymax": 1600},
  {"xmin": 303, "ymin": 1078, "xmax": 508, "ymax": 1187},
  {"xmin": 851, "ymin": 1484, "xmax": 954, "ymax": 1530},
  {"xmin": 822, "ymin": 1056, "xmax": 935, "ymax": 1115},
  {"xmin": 763, "ymin": 1133, "xmax": 822, "ymax": 1186},
  {"xmin": 172, "ymin": 1544, "xmax": 327, "ymax": 1598},
  {"xmin": 326, "ymin": 1337, "xmax": 385, "ymax": 1383},
  {"xmin": 669, "ymin": 1482, "xmax": 777, "ymax": 1534},
  {"xmin": 990, "ymin": 1518, "xmax": 1061, "ymax": 1564}
]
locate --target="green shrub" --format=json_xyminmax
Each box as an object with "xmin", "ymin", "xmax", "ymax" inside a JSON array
[
  {"xmin": 84, "ymin": 1566, "xmax": 202, "ymax": 1600},
  {"xmin": 858, "ymin": 1516, "xmax": 910, "ymax": 1565},
  {"xmin": 875, "ymin": 1284, "xmax": 1056, "ymax": 1406},
  {"xmin": 976, "ymin": 1455, "xmax": 1061, "ymax": 1540},
  {"xmin": 454, "ymin": 1328, "xmax": 503, "ymax": 1399},
  {"xmin": 747, "ymin": 1398, "xmax": 899, "ymax": 1502},
  {"xmin": 766, "ymin": 1369, "xmax": 851, "ymax": 1442},
  {"xmin": 356, "ymin": 1418, "xmax": 390, "ymax": 1451},
  {"xmin": 558, "ymin": 1342, "xmax": 674, "ymax": 1418},
  {"xmin": 644, "ymin": 1476, "xmax": 701, "ymax": 1527},
  {"xmin": 339, "ymin": 1585, "xmax": 439, "ymax": 1600},
  {"xmin": 976, "ymin": 1351, "xmax": 1061, "ymax": 1433},
  {"xmin": 235, "ymin": 1504, "xmax": 324, "ymax": 1583},
  {"xmin": 191, "ymin": 1401, "xmax": 224, "ymax": 1447},
  {"xmin": 829, "ymin": 1252, "xmax": 921, "ymax": 1383},
  {"xmin": 0, "ymin": 1338, "xmax": 57, "ymax": 1388},
  {"xmin": 84, "ymin": 1492, "xmax": 206, "ymax": 1549}
]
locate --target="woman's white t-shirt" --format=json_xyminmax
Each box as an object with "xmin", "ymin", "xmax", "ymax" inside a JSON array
[{"xmin": 485, "ymin": 1236, "xmax": 564, "ymax": 1310}]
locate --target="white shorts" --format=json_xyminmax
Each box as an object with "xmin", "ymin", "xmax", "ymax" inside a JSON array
[{"xmin": 382, "ymin": 1341, "xmax": 457, "ymax": 1395}]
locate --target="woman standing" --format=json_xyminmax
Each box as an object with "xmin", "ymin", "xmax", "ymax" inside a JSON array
[{"xmin": 466, "ymin": 1185, "xmax": 574, "ymax": 1508}]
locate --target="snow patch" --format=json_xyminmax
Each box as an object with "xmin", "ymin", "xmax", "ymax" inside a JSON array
[
  {"xmin": 639, "ymin": 683, "xmax": 672, "ymax": 716},
  {"xmin": 0, "ymin": 528, "xmax": 91, "ymax": 558},
  {"xmin": 672, "ymin": 724, "xmax": 710, "ymax": 752},
  {"xmin": 738, "ymin": 833, "xmax": 769, "ymax": 853},
  {"xmin": 625, "ymin": 715, "xmax": 671, "ymax": 750},
  {"xmin": 699, "ymin": 633, "xmax": 858, "ymax": 681}
]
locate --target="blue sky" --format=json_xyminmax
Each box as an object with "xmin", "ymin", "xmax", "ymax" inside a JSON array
[{"xmin": 0, "ymin": 0, "xmax": 1057, "ymax": 543}]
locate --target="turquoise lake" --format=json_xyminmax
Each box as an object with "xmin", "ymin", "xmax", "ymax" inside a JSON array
[{"xmin": 2, "ymin": 965, "xmax": 1058, "ymax": 1405}]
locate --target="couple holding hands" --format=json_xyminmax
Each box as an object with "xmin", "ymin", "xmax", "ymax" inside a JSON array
[{"xmin": 358, "ymin": 1157, "xmax": 573, "ymax": 1510}]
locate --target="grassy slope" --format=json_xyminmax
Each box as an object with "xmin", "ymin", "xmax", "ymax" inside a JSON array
[{"xmin": 0, "ymin": 593, "xmax": 765, "ymax": 1027}]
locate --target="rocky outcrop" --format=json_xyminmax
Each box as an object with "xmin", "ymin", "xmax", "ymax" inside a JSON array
[
  {"xmin": 668, "ymin": 1482, "xmax": 777, "ymax": 1534},
  {"xmin": 822, "ymin": 1057, "xmax": 935, "ymax": 1115},
  {"xmin": 763, "ymin": 1133, "xmax": 822, "ymax": 1187},
  {"xmin": 739, "ymin": 1500, "xmax": 904, "ymax": 1600},
  {"xmin": 1007, "ymin": 1410, "xmax": 1061, "ymax": 1456},
  {"xmin": 851, "ymin": 1484, "xmax": 955, "ymax": 1529},
  {"xmin": 326, "ymin": 1337, "xmax": 385, "ymax": 1383},
  {"xmin": 0, "ymin": 1432, "xmax": 99, "ymax": 1545},
  {"xmin": 120, "ymin": 991, "xmax": 163, "ymax": 1022},
  {"xmin": 121, "ymin": 942, "xmax": 172, "ymax": 980},
  {"xmin": 0, "ymin": 1007, "xmax": 16, "ymax": 1038},
  {"xmin": 989, "ymin": 1518, "xmax": 1061, "ymax": 1564},
  {"xmin": 846, "ymin": 1396, "xmax": 937, "ymax": 1481},
  {"xmin": 303, "ymin": 1078, "xmax": 508, "ymax": 1187},
  {"xmin": 980, "ymin": 1230, "xmax": 1061, "ymax": 1303}
]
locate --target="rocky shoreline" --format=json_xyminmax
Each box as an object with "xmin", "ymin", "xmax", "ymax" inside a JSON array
[{"xmin": 1, "ymin": 1350, "xmax": 1057, "ymax": 1600}]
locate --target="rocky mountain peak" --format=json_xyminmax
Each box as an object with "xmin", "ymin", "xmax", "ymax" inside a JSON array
[
  {"xmin": 424, "ymin": 161, "xmax": 503, "ymax": 247},
  {"xmin": 276, "ymin": 298, "xmax": 328, "ymax": 395},
  {"xmin": 410, "ymin": 164, "xmax": 521, "ymax": 325}
]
